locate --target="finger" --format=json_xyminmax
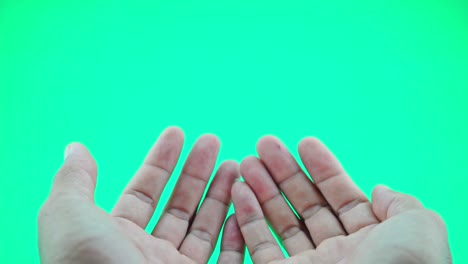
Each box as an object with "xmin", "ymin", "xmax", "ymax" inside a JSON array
[
  {"xmin": 152, "ymin": 134, "xmax": 220, "ymax": 248},
  {"xmin": 240, "ymin": 156, "xmax": 314, "ymax": 254},
  {"xmin": 217, "ymin": 215, "xmax": 245, "ymax": 264},
  {"xmin": 180, "ymin": 161, "xmax": 240, "ymax": 263},
  {"xmin": 51, "ymin": 143, "xmax": 98, "ymax": 202},
  {"xmin": 111, "ymin": 127, "xmax": 184, "ymax": 228},
  {"xmin": 371, "ymin": 185, "xmax": 424, "ymax": 220},
  {"xmin": 298, "ymin": 138, "xmax": 380, "ymax": 234},
  {"xmin": 231, "ymin": 181, "xmax": 284, "ymax": 264},
  {"xmin": 257, "ymin": 137, "xmax": 345, "ymax": 246}
]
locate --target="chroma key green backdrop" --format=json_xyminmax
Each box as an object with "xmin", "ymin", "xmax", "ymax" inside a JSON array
[{"xmin": 1, "ymin": 0, "xmax": 467, "ymax": 263}]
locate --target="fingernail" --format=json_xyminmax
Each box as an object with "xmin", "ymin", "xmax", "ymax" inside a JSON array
[{"xmin": 64, "ymin": 144, "xmax": 73, "ymax": 160}]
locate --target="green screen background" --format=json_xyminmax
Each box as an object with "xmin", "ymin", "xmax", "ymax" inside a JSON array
[{"xmin": 1, "ymin": 0, "xmax": 467, "ymax": 263}]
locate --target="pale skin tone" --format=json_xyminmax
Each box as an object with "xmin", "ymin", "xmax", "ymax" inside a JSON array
[
  {"xmin": 38, "ymin": 128, "xmax": 451, "ymax": 263},
  {"xmin": 38, "ymin": 127, "xmax": 245, "ymax": 264},
  {"xmin": 231, "ymin": 136, "xmax": 452, "ymax": 264}
]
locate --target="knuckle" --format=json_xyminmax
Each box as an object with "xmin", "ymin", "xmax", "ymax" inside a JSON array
[
  {"xmin": 391, "ymin": 193, "xmax": 423, "ymax": 213},
  {"xmin": 38, "ymin": 199, "xmax": 54, "ymax": 223},
  {"xmin": 424, "ymin": 209, "xmax": 446, "ymax": 228},
  {"xmin": 398, "ymin": 193, "xmax": 422, "ymax": 207}
]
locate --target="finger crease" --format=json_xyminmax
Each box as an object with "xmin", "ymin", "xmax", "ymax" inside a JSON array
[
  {"xmin": 167, "ymin": 207, "xmax": 192, "ymax": 222},
  {"xmin": 259, "ymin": 192, "xmax": 283, "ymax": 207},
  {"xmin": 276, "ymin": 170, "xmax": 304, "ymax": 187},
  {"xmin": 240, "ymin": 216, "xmax": 265, "ymax": 229},
  {"xmin": 280, "ymin": 225, "xmax": 302, "ymax": 241},
  {"xmin": 204, "ymin": 195, "xmax": 230, "ymax": 208},
  {"xmin": 337, "ymin": 199, "xmax": 369, "ymax": 216},
  {"xmin": 181, "ymin": 171, "xmax": 209, "ymax": 184},
  {"xmin": 220, "ymin": 248, "xmax": 244, "ymax": 254},
  {"xmin": 315, "ymin": 171, "xmax": 345, "ymax": 186},
  {"xmin": 141, "ymin": 163, "xmax": 171, "ymax": 179},
  {"xmin": 189, "ymin": 229, "xmax": 215, "ymax": 250},
  {"xmin": 301, "ymin": 203, "xmax": 331, "ymax": 220},
  {"xmin": 250, "ymin": 240, "xmax": 279, "ymax": 259},
  {"xmin": 126, "ymin": 189, "xmax": 155, "ymax": 208}
]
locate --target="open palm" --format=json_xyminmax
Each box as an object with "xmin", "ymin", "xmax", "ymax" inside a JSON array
[
  {"xmin": 38, "ymin": 128, "xmax": 245, "ymax": 264},
  {"xmin": 231, "ymin": 136, "xmax": 451, "ymax": 264}
]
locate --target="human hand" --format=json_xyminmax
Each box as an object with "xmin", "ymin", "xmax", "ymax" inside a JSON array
[
  {"xmin": 38, "ymin": 127, "xmax": 245, "ymax": 264},
  {"xmin": 231, "ymin": 136, "xmax": 452, "ymax": 264}
]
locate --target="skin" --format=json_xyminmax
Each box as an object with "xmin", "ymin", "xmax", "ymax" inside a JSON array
[
  {"xmin": 38, "ymin": 127, "xmax": 245, "ymax": 264},
  {"xmin": 38, "ymin": 128, "xmax": 451, "ymax": 264},
  {"xmin": 231, "ymin": 136, "xmax": 452, "ymax": 264}
]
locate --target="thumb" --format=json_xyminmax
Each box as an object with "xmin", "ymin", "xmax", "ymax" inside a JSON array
[
  {"xmin": 371, "ymin": 185, "xmax": 424, "ymax": 221},
  {"xmin": 50, "ymin": 143, "xmax": 98, "ymax": 202}
]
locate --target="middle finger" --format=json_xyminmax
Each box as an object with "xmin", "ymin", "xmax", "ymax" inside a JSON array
[{"xmin": 152, "ymin": 134, "xmax": 220, "ymax": 248}]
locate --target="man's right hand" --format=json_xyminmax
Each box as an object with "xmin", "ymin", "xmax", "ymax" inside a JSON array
[{"xmin": 231, "ymin": 136, "xmax": 452, "ymax": 264}]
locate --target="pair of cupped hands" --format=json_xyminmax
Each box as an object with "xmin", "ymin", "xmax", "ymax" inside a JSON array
[{"xmin": 38, "ymin": 127, "xmax": 451, "ymax": 264}]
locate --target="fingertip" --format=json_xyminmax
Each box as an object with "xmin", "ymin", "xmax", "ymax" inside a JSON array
[
  {"xmin": 199, "ymin": 133, "xmax": 221, "ymax": 149},
  {"xmin": 220, "ymin": 160, "xmax": 240, "ymax": 173},
  {"xmin": 256, "ymin": 135, "xmax": 282, "ymax": 154},
  {"xmin": 231, "ymin": 181, "xmax": 260, "ymax": 220},
  {"xmin": 240, "ymin": 156, "xmax": 258, "ymax": 165},
  {"xmin": 375, "ymin": 184, "xmax": 391, "ymax": 193},
  {"xmin": 223, "ymin": 213, "xmax": 243, "ymax": 241},
  {"xmin": 64, "ymin": 142, "xmax": 93, "ymax": 161},
  {"xmin": 225, "ymin": 213, "xmax": 239, "ymax": 230},
  {"xmin": 256, "ymin": 135, "xmax": 276, "ymax": 147},
  {"xmin": 56, "ymin": 142, "xmax": 98, "ymax": 200},
  {"xmin": 220, "ymin": 214, "xmax": 245, "ymax": 261},
  {"xmin": 162, "ymin": 126, "xmax": 185, "ymax": 142},
  {"xmin": 298, "ymin": 137, "xmax": 322, "ymax": 153},
  {"xmin": 215, "ymin": 160, "xmax": 240, "ymax": 189},
  {"xmin": 372, "ymin": 185, "xmax": 392, "ymax": 201},
  {"xmin": 231, "ymin": 181, "xmax": 244, "ymax": 201},
  {"xmin": 164, "ymin": 125, "xmax": 183, "ymax": 134},
  {"xmin": 200, "ymin": 133, "xmax": 220, "ymax": 141},
  {"xmin": 64, "ymin": 143, "xmax": 73, "ymax": 160},
  {"xmin": 62, "ymin": 142, "xmax": 96, "ymax": 165},
  {"xmin": 228, "ymin": 213, "xmax": 238, "ymax": 224},
  {"xmin": 239, "ymin": 156, "xmax": 259, "ymax": 176},
  {"xmin": 231, "ymin": 181, "xmax": 252, "ymax": 204}
]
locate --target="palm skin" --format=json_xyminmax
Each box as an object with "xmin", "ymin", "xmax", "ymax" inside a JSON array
[
  {"xmin": 39, "ymin": 197, "xmax": 195, "ymax": 263},
  {"xmin": 267, "ymin": 194, "xmax": 450, "ymax": 264},
  {"xmin": 38, "ymin": 129, "xmax": 451, "ymax": 264},
  {"xmin": 39, "ymin": 195, "xmax": 164, "ymax": 263},
  {"xmin": 231, "ymin": 136, "xmax": 451, "ymax": 264},
  {"xmin": 38, "ymin": 127, "xmax": 245, "ymax": 264}
]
